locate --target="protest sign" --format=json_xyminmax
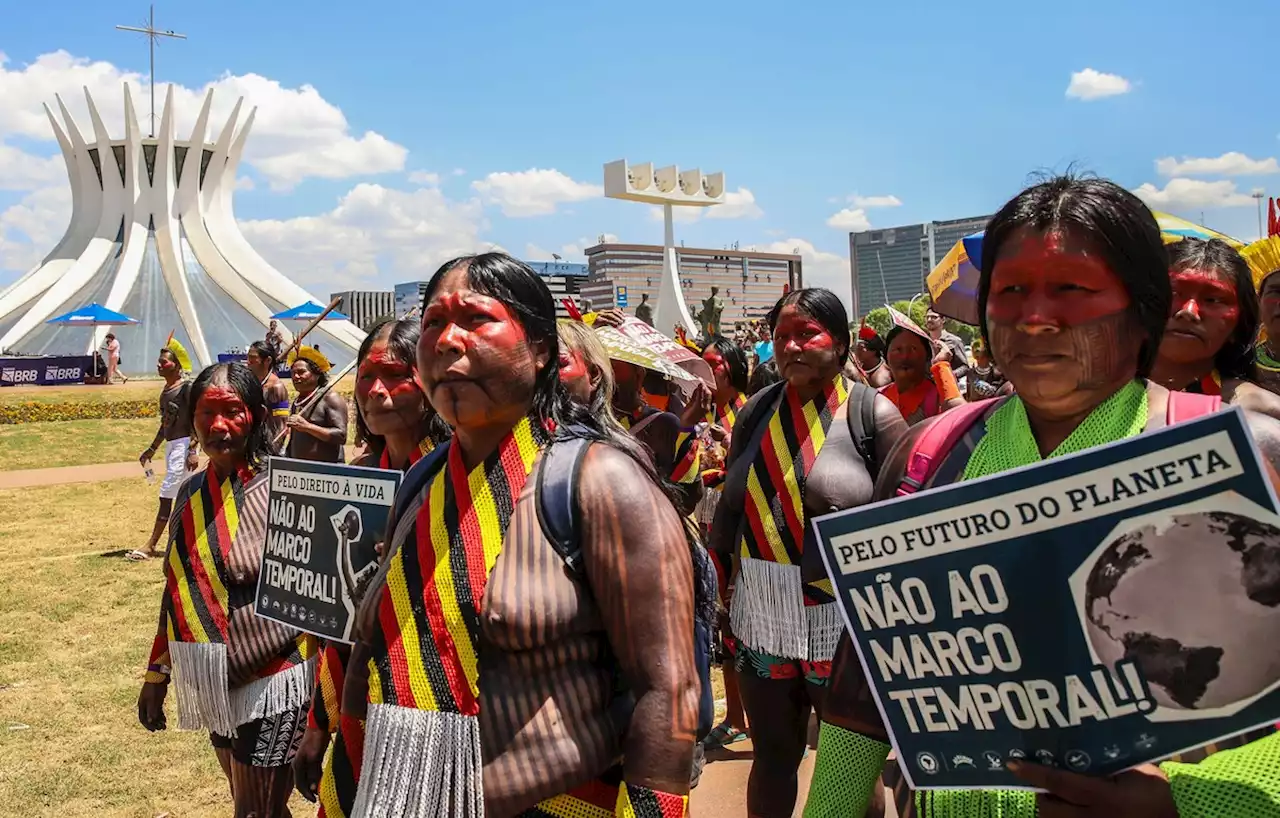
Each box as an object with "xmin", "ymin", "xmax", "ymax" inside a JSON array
[
  {"xmin": 255, "ymin": 457, "xmax": 402, "ymax": 643},
  {"xmin": 814, "ymin": 407, "xmax": 1280, "ymax": 790}
]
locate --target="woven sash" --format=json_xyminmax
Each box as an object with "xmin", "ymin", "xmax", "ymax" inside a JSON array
[
  {"xmin": 165, "ymin": 468, "xmax": 313, "ymax": 736},
  {"xmin": 730, "ymin": 375, "xmax": 849, "ymax": 661},
  {"xmin": 354, "ymin": 417, "xmax": 544, "ymax": 818},
  {"xmin": 378, "ymin": 437, "xmax": 435, "ymax": 470}
]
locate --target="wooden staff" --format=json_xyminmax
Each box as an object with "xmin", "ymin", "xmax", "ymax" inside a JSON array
[
  {"xmin": 277, "ymin": 297, "xmax": 343, "ymax": 365},
  {"xmin": 272, "ymin": 358, "xmax": 356, "ymax": 451}
]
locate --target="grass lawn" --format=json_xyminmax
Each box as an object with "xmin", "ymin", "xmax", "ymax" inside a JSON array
[
  {"xmin": 0, "ymin": 418, "xmax": 160, "ymax": 471},
  {"xmin": 0, "ymin": 378, "xmax": 354, "ymax": 409}
]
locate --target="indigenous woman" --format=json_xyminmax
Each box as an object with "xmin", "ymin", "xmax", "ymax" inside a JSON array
[
  {"xmin": 805, "ymin": 175, "xmax": 1280, "ymax": 818},
  {"xmin": 1246, "ymin": 236, "xmax": 1280, "ymax": 394},
  {"xmin": 1152, "ymin": 237, "xmax": 1280, "ymax": 418},
  {"xmin": 343, "ymin": 253, "xmax": 699, "ymax": 817},
  {"xmin": 881, "ymin": 313, "xmax": 966, "ymax": 425},
  {"xmin": 286, "ymin": 347, "xmax": 348, "ymax": 463},
  {"xmin": 965, "ymin": 338, "xmax": 1007, "ymax": 400},
  {"xmin": 138, "ymin": 362, "xmax": 315, "ymax": 818},
  {"xmin": 130, "ymin": 340, "xmax": 199, "ymax": 561},
  {"xmin": 854, "ymin": 325, "xmax": 892, "ymax": 388},
  {"xmin": 695, "ymin": 335, "xmax": 751, "ymax": 751},
  {"xmin": 557, "ymin": 319, "xmax": 622, "ymax": 427},
  {"xmin": 246, "ymin": 341, "xmax": 291, "ymax": 448},
  {"xmin": 292, "ymin": 318, "xmax": 450, "ymax": 817},
  {"xmin": 710, "ymin": 288, "xmax": 907, "ymax": 817}
]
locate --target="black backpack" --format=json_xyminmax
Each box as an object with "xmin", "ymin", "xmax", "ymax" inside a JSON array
[{"xmin": 390, "ymin": 430, "xmax": 718, "ymax": 742}]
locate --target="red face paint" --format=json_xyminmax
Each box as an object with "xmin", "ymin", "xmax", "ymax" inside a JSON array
[
  {"xmin": 703, "ymin": 347, "xmax": 733, "ymax": 396},
  {"xmin": 194, "ymin": 385, "xmax": 253, "ymax": 467},
  {"xmin": 1161, "ymin": 267, "xmax": 1240, "ymax": 365},
  {"xmin": 985, "ymin": 231, "xmax": 1131, "ymax": 328},
  {"xmin": 417, "ymin": 268, "xmax": 540, "ymax": 430},
  {"xmin": 773, "ymin": 304, "xmax": 841, "ymax": 390},
  {"xmin": 558, "ymin": 347, "xmax": 592, "ymax": 404},
  {"xmin": 157, "ymin": 355, "xmax": 177, "ymax": 375},
  {"xmin": 358, "ymin": 340, "xmax": 425, "ymax": 436},
  {"xmin": 887, "ymin": 331, "xmax": 930, "ymax": 387}
]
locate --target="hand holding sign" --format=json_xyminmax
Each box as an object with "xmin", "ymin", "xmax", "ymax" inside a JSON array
[{"xmin": 1009, "ymin": 761, "xmax": 1177, "ymax": 818}]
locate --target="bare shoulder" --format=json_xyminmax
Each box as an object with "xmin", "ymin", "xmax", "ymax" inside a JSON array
[
  {"xmin": 1227, "ymin": 380, "xmax": 1280, "ymax": 421},
  {"xmin": 580, "ymin": 440, "xmax": 663, "ymax": 500},
  {"xmin": 1243, "ymin": 410, "xmax": 1280, "ymax": 471},
  {"xmin": 870, "ymin": 391, "xmax": 909, "ymax": 466}
]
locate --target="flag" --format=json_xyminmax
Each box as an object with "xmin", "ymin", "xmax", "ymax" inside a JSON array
[{"xmin": 1269, "ymin": 198, "xmax": 1277, "ymax": 238}]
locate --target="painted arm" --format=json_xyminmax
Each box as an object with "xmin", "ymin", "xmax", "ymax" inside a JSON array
[
  {"xmin": 294, "ymin": 392, "xmax": 349, "ymax": 444},
  {"xmin": 578, "ymin": 443, "xmax": 698, "ymax": 807}
]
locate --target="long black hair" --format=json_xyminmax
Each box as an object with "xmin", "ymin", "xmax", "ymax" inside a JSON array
[
  {"xmin": 979, "ymin": 173, "xmax": 1170, "ymax": 378},
  {"xmin": 766, "ymin": 287, "xmax": 852, "ymax": 364},
  {"xmin": 705, "ymin": 335, "xmax": 749, "ymax": 395},
  {"xmin": 187, "ymin": 361, "xmax": 274, "ymax": 473},
  {"xmin": 354, "ymin": 318, "xmax": 450, "ymax": 455},
  {"xmin": 1167, "ymin": 238, "xmax": 1259, "ymax": 382},
  {"xmin": 248, "ymin": 340, "xmax": 277, "ymax": 369},
  {"xmin": 421, "ymin": 253, "xmax": 665, "ymax": 484}
]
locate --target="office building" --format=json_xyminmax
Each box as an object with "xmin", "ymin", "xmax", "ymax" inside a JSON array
[
  {"xmin": 848, "ymin": 214, "xmax": 991, "ymax": 320},
  {"xmin": 330, "ymin": 290, "xmax": 395, "ymax": 332},
  {"xmin": 581, "ymin": 243, "xmax": 802, "ymax": 328},
  {"xmin": 393, "ymin": 260, "xmax": 591, "ymax": 322}
]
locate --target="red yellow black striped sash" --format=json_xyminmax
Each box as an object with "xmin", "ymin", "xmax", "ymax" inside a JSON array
[
  {"xmin": 369, "ymin": 416, "xmax": 544, "ymax": 714},
  {"xmin": 377, "ymin": 436, "xmax": 435, "ymax": 470},
  {"xmin": 740, "ymin": 375, "xmax": 849, "ymax": 566},
  {"xmin": 707, "ymin": 392, "xmax": 746, "ymax": 432},
  {"xmin": 163, "ymin": 468, "xmax": 247, "ymax": 644}
]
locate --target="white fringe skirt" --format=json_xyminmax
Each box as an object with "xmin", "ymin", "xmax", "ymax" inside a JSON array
[
  {"xmin": 168, "ymin": 641, "xmax": 315, "ymax": 738},
  {"xmin": 729, "ymin": 556, "xmax": 844, "ymax": 662},
  {"xmin": 353, "ymin": 705, "xmax": 484, "ymax": 818}
]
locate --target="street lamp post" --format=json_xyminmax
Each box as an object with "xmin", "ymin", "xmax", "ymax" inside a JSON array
[
  {"xmin": 603, "ymin": 160, "xmax": 725, "ymax": 336},
  {"xmin": 1254, "ymin": 189, "xmax": 1267, "ymax": 240}
]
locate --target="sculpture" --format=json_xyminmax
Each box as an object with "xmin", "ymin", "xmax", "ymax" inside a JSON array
[
  {"xmin": 634, "ymin": 293, "xmax": 654, "ymax": 326},
  {"xmin": 696, "ymin": 286, "xmax": 725, "ymax": 341}
]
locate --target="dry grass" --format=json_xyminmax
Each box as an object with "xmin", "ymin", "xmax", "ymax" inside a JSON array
[
  {"xmin": 0, "ymin": 479, "xmax": 307, "ymax": 817},
  {"xmin": 0, "ymin": 418, "xmax": 159, "ymax": 471},
  {"xmin": 0, "ymin": 378, "xmax": 355, "ymax": 410}
]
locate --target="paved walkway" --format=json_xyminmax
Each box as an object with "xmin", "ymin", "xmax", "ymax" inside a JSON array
[
  {"xmin": 0, "ymin": 460, "xmax": 158, "ymax": 490},
  {"xmin": 691, "ymin": 738, "xmax": 817, "ymax": 817}
]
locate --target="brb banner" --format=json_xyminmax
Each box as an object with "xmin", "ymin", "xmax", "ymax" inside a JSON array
[
  {"xmin": 814, "ymin": 407, "xmax": 1280, "ymax": 790},
  {"xmin": 0, "ymin": 355, "xmax": 94, "ymax": 386}
]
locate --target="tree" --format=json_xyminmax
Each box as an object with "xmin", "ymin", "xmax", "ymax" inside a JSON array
[{"xmin": 856, "ymin": 301, "xmax": 976, "ymax": 346}]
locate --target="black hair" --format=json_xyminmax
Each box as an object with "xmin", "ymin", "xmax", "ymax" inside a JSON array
[
  {"xmin": 159, "ymin": 348, "xmax": 179, "ymax": 366},
  {"xmin": 979, "ymin": 173, "xmax": 1170, "ymax": 379},
  {"xmin": 354, "ymin": 318, "xmax": 450, "ymax": 456},
  {"xmin": 293, "ymin": 357, "xmax": 328, "ymax": 388},
  {"xmin": 858, "ymin": 332, "xmax": 887, "ymax": 359},
  {"xmin": 422, "ymin": 253, "xmax": 667, "ymax": 488},
  {"xmin": 248, "ymin": 340, "xmax": 277, "ymax": 368},
  {"xmin": 187, "ymin": 362, "xmax": 273, "ymax": 473},
  {"xmin": 706, "ymin": 335, "xmax": 750, "ymax": 395},
  {"xmin": 884, "ymin": 326, "xmax": 932, "ymax": 362},
  {"xmin": 766, "ymin": 287, "xmax": 852, "ymax": 364},
  {"xmin": 1167, "ymin": 238, "xmax": 1259, "ymax": 382},
  {"xmin": 748, "ymin": 358, "xmax": 781, "ymax": 395}
]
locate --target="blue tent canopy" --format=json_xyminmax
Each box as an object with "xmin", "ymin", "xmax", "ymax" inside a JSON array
[
  {"xmin": 270, "ymin": 302, "xmax": 349, "ymax": 321},
  {"xmin": 45, "ymin": 302, "xmax": 140, "ymax": 325}
]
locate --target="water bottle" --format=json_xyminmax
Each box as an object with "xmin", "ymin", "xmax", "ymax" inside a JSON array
[{"xmin": 143, "ymin": 464, "xmax": 156, "ymax": 484}]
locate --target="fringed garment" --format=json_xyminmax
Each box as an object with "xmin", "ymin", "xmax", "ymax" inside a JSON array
[
  {"xmin": 354, "ymin": 418, "xmax": 545, "ymax": 818},
  {"xmin": 147, "ymin": 466, "xmax": 315, "ymax": 740},
  {"xmin": 729, "ymin": 374, "xmax": 848, "ymax": 663},
  {"xmin": 315, "ymin": 436, "xmax": 437, "ymax": 818}
]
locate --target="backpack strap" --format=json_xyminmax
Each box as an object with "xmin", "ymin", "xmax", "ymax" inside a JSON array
[
  {"xmin": 535, "ymin": 434, "xmax": 593, "ymax": 576},
  {"xmin": 846, "ymin": 381, "xmax": 880, "ymax": 479},
  {"xmin": 897, "ymin": 398, "xmax": 1005, "ymax": 496},
  {"xmin": 1166, "ymin": 390, "xmax": 1223, "ymax": 425}
]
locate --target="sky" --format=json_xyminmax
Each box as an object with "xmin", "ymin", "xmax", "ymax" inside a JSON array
[{"xmin": 0, "ymin": 0, "xmax": 1276, "ymax": 312}]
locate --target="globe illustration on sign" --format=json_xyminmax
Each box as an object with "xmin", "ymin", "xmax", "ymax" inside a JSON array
[{"xmin": 1082, "ymin": 505, "xmax": 1280, "ymax": 713}]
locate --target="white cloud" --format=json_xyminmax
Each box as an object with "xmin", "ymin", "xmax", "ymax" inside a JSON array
[
  {"xmin": 0, "ymin": 142, "xmax": 63, "ymax": 191},
  {"xmin": 407, "ymin": 170, "xmax": 441, "ymax": 186},
  {"xmin": 1132, "ymin": 178, "xmax": 1257, "ymax": 209},
  {"xmin": 759, "ymin": 238, "xmax": 851, "ymax": 311},
  {"xmin": 0, "ymin": 184, "xmax": 71, "ymax": 274},
  {"xmin": 847, "ymin": 194, "xmax": 902, "ymax": 208},
  {"xmin": 648, "ymin": 205, "xmax": 703, "ymax": 224},
  {"xmin": 705, "ymin": 187, "xmax": 764, "ymax": 220},
  {"xmin": 1155, "ymin": 152, "xmax": 1279, "ymax": 177},
  {"xmin": 826, "ymin": 207, "xmax": 873, "ymax": 232},
  {"xmin": 234, "ymin": 176, "xmax": 255, "ymax": 191},
  {"xmin": 1066, "ymin": 68, "xmax": 1132, "ymax": 101},
  {"xmin": 238, "ymin": 183, "xmax": 493, "ymax": 292},
  {"xmin": 471, "ymin": 168, "xmax": 602, "ymax": 217},
  {"xmin": 0, "ymin": 50, "xmax": 407, "ymax": 192}
]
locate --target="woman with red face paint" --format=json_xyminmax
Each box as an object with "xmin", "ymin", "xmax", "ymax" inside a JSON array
[
  {"xmin": 292, "ymin": 318, "xmax": 450, "ymax": 817},
  {"xmin": 881, "ymin": 313, "xmax": 966, "ymax": 426},
  {"xmin": 341, "ymin": 253, "xmax": 702, "ymax": 817},
  {"xmin": 246, "ymin": 341, "xmax": 291, "ymax": 449},
  {"xmin": 804, "ymin": 175, "xmax": 1280, "ymax": 818},
  {"xmin": 138, "ymin": 362, "xmax": 316, "ymax": 818},
  {"xmin": 557, "ymin": 319, "xmax": 625, "ymax": 427},
  {"xmin": 709, "ymin": 287, "xmax": 908, "ymax": 818},
  {"xmin": 1152, "ymin": 238, "xmax": 1280, "ymax": 419},
  {"xmin": 286, "ymin": 348, "xmax": 349, "ymax": 463},
  {"xmin": 1245, "ymin": 236, "xmax": 1280, "ymax": 394},
  {"xmin": 129, "ymin": 342, "xmax": 200, "ymax": 561}
]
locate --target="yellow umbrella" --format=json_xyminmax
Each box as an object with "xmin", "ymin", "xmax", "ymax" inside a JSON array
[{"xmin": 1153, "ymin": 211, "xmax": 1243, "ymax": 248}]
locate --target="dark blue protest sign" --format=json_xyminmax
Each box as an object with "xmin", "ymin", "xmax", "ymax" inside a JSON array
[
  {"xmin": 255, "ymin": 457, "xmax": 402, "ymax": 643},
  {"xmin": 814, "ymin": 407, "xmax": 1280, "ymax": 790}
]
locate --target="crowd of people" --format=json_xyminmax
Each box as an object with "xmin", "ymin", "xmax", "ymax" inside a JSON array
[{"xmin": 129, "ymin": 173, "xmax": 1280, "ymax": 817}]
